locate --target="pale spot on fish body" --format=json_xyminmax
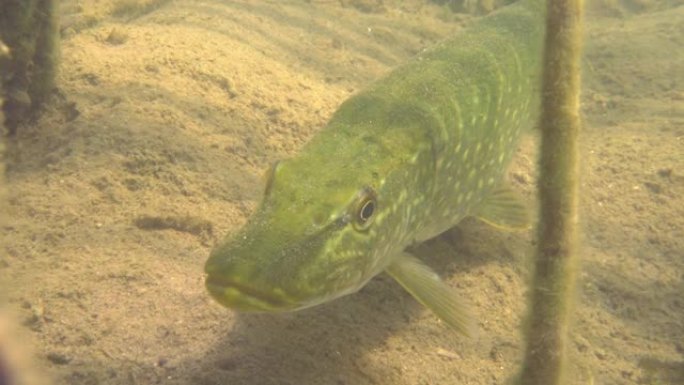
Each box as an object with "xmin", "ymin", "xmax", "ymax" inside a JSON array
[
  {"xmin": 456, "ymin": 194, "xmax": 464, "ymax": 204},
  {"xmin": 467, "ymin": 169, "xmax": 476, "ymax": 182},
  {"xmin": 410, "ymin": 153, "xmax": 420, "ymax": 164}
]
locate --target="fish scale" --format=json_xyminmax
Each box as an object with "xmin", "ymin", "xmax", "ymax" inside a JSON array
[{"xmin": 205, "ymin": 0, "xmax": 546, "ymax": 336}]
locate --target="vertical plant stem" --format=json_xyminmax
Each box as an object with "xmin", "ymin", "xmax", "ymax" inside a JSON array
[
  {"xmin": 0, "ymin": 0, "xmax": 59, "ymax": 134},
  {"xmin": 518, "ymin": 0, "xmax": 584, "ymax": 384},
  {"xmin": 30, "ymin": 0, "xmax": 60, "ymax": 108}
]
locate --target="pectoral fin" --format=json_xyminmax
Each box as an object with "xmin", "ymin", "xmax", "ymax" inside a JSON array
[
  {"xmin": 474, "ymin": 184, "xmax": 530, "ymax": 231},
  {"xmin": 386, "ymin": 252, "xmax": 477, "ymax": 337}
]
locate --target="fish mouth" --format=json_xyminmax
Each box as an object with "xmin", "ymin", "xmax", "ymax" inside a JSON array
[{"xmin": 205, "ymin": 274, "xmax": 297, "ymax": 312}]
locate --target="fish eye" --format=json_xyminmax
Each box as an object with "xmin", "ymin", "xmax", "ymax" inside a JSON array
[{"xmin": 353, "ymin": 187, "xmax": 377, "ymax": 231}]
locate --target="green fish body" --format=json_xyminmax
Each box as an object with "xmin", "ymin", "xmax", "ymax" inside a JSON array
[{"xmin": 205, "ymin": 0, "xmax": 546, "ymax": 336}]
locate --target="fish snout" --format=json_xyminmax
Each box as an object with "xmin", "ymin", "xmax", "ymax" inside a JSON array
[{"xmin": 204, "ymin": 273, "xmax": 297, "ymax": 312}]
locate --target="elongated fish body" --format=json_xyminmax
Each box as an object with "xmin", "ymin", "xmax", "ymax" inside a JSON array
[{"xmin": 205, "ymin": 0, "xmax": 546, "ymax": 335}]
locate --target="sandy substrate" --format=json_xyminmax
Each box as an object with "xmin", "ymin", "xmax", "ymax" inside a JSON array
[{"xmin": 1, "ymin": 0, "xmax": 683, "ymax": 384}]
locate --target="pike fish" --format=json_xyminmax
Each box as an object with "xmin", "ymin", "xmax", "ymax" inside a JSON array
[{"xmin": 205, "ymin": 0, "xmax": 545, "ymax": 336}]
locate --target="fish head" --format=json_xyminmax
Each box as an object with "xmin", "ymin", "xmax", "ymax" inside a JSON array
[{"xmin": 204, "ymin": 154, "xmax": 398, "ymax": 312}]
